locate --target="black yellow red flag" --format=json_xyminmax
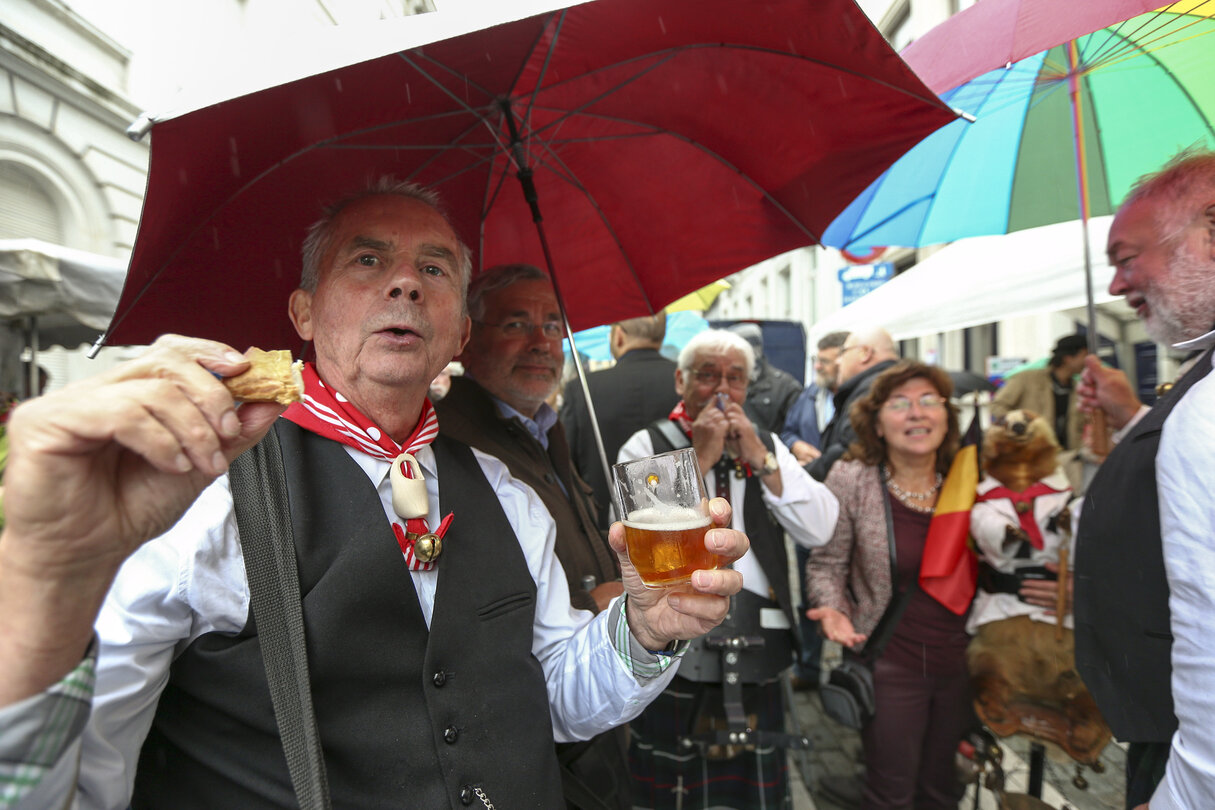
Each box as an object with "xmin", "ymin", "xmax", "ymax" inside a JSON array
[{"xmin": 919, "ymin": 415, "xmax": 981, "ymax": 614}]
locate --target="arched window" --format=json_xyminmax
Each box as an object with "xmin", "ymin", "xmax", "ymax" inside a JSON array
[{"xmin": 0, "ymin": 161, "xmax": 64, "ymax": 243}]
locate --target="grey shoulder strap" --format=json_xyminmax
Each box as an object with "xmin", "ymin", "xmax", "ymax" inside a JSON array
[
  {"xmin": 229, "ymin": 425, "xmax": 332, "ymax": 810},
  {"xmin": 648, "ymin": 417, "xmax": 690, "ymax": 452}
]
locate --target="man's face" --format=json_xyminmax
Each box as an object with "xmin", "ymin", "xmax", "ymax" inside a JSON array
[
  {"xmin": 1108, "ymin": 198, "xmax": 1215, "ymax": 345},
  {"xmin": 675, "ymin": 349, "xmax": 749, "ymax": 420},
  {"xmin": 288, "ymin": 194, "xmax": 470, "ymax": 412},
  {"xmin": 458, "ymin": 279, "xmax": 564, "ymax": 416},
  {"xmin": 1060, "ymin": 349, "xmax": 1089, "ymax": 377},
  {"xmin": 835, "ymin": 337, "xmax": 871, "ymax": 386},
  {"xmin": 814, "ymin": 346, "xmax": 842, "ymax": 391}
]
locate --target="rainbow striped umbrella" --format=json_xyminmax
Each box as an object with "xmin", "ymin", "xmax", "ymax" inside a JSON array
[{"xmin": 824, "ymin": 2, "xmax": 1215, "ymax": 252}]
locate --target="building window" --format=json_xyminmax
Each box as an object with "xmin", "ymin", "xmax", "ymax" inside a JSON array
[{"xmin": 0, "ymin": 163, "xmax": 64, "ymax": 243}]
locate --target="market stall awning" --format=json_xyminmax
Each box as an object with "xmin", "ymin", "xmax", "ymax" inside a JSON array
[
  {"xmin": 810, "ymin": 217, "xmax": 1127, "ymax": 343},
  {"xmin": 0, "ymin": 238, "xmax": 126, "ymax": 348}
]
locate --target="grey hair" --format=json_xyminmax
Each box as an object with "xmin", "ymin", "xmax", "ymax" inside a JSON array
[
  {"xmin": 817, "ymin": 330, "xmax": 850, "ymax": 352},
  {"xmin": 1122, "ymin": 147, "xmax": 1215, "ymax": 243},
  {"xmin": 466, "ymin": 264, "xmax": 550, "ymax": 321},
  {"xmin": 298, "ymin": 177, "xmax": 473, "ymax": 301},
  {"xmin": 677, "ymin": 329, "xmax": 755, "ymax": 379}
]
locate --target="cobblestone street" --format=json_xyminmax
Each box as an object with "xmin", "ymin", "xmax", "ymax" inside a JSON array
[{"xmin": 786, "ymin": 642, "xmax": 1127, "ymax": 810}]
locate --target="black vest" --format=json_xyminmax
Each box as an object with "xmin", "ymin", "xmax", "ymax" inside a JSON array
[
  {"xmin": 1074, "ymin": 348, "xmax": 1213, "ymax": 743},
  {"xmin": 133, "ymin": 422, "xmax": 563, "ymax": 809}
]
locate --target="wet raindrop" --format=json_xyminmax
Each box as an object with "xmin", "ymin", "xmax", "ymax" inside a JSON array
[
  {"xmin": 335, "ymin": 78, "xmax": 343, "ymax": 93},
  {"xmin": 657, "ymin": 16, "xmax": 665, "ymax": 35}
]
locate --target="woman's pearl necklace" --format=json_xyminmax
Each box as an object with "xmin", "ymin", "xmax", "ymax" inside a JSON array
[{"xmin": 884, "ymin": 470, "xmax": 943, "ymax": 514}]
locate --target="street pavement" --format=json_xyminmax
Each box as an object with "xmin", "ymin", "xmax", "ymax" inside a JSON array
[{"xmin": 785, "ymin": 641, "xmax": 1127, "ymax": 810}]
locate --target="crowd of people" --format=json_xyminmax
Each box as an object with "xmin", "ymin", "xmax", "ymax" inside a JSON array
[{"xmin": 0, "ymin": 149, "xmax": 1212, "ymax": 810}]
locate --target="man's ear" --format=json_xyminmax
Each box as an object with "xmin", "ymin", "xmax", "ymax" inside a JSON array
[
  {"xmin": 288, "ymin": 289, "xmax": 314, "ymax": 342},
  {"xmin": 674, "ymin": 368, "xmax": 684, "ymax": 396},
  {"xmin": 453, "ymin": 315, "xmax": 472, "ymax": 361}
]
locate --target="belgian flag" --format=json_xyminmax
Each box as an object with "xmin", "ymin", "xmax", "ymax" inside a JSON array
[{"xmin": 919, "ymin": 414, "xmax": 981, "ymax": 614}]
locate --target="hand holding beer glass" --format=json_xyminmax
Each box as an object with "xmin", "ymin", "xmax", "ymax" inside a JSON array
[{"xmin": 612, "ymin": 448, "xmax": 723, "ymax": 588}]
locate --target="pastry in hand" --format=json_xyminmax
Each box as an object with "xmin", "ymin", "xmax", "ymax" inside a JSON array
[{"xmin": 223, "ymin": 348, "xmax": 303, "ymax": 405}]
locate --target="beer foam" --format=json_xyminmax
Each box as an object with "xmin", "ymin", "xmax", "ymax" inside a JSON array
[{"xmin": 623, "ymin": 506, "xmax": 710, "ymax": 531}]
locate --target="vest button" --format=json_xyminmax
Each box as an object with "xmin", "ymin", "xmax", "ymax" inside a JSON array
[
  {"xmin": 459, "ymin": 785, "xmax": 474, "ymax": 805},
  {"xmin": 432, "ymin": 670, "xmax": 447, "ymax": 687},
  {"xmin": 444, "ymin": 725, "xmax": 459, "ymax": 744}
]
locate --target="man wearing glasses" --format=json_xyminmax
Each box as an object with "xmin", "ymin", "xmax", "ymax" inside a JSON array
[
  {"xmin": 616, "ymin": 328, "xmax": 838, "ymax": 809},
  {"xmin": 806, "ymin": 326, "xmax": 900, "ymax": 482},
  {"xmin": 435, "ymin": 263, "xmax": 629, "ymax": 810}
]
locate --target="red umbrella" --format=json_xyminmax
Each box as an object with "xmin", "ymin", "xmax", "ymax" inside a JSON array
[{"xmin": 103, "ymin": 0, "xmax": 955, "ymax": 351}]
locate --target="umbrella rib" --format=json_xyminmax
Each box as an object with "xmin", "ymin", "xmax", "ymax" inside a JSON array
[
  {"xmin": 520, "ymin": 137, "xmax": 655, "ymax": 314},
  {"xmin": 478, "ymin": 157, "xmax": 517, "ymax": 273},
  {"xmin": 1080, "ymin": 3, "xmax": 1210, "ymax": 67},
  {"xmin": 841, "ymin": 65, "xmax": 1012, "ymax": 249},
  {"xmin": 523, "ymin": 106, "xmax": 822, "ymax": 246},
  {"xmin": 518, "ymin": 8, "xmax": 567, "ymax": 155},
  {"xmin": 525, "ymin": 42, "xmax": 954, "ymax": 142},
  {"xmin": 398, "ymin": 52, "xmax": 514, "ymax": 165}
]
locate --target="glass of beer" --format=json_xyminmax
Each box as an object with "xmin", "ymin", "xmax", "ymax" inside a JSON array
[{"xmin": 612, "ymin": 447, "xmax": 719, "ymax": 588}]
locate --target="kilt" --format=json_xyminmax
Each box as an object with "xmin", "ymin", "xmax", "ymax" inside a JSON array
[{"xmin": 628, "ymin": 675, "xmax": 789, "ymax": 810}]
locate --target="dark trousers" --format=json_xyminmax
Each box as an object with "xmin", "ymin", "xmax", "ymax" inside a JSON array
[
  {"xmin": 860, "ymin": 656, "xmax": 971, "ymax": 810},
  {"xmin": 1126, "ymin": 741, "xmax": 1170, "ymax": 809},
  {"xmin": 794, "ymin": 545, "xmax": 823, "ymax": 679}
]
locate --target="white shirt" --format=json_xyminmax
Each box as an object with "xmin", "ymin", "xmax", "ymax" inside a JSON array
[
  {"xmin": 1152, "ymin": 332, "xmax": 1215, "ymax": 810},
  {"xmin": 23, "ymin": 441, "xmax": 675, "ymax": 810},
  {"xmin": 968, "ymin": 470, "xmax": 1074, "ymax": 633},
  {"xmin": 616, "ymin": 428, "xmax": 838, "ymax": 601}
]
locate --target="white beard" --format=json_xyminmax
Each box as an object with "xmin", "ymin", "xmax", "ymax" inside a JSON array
[{"xmin": 1144, "ymin": 243, "xmax": 1215, "ymax": 345}]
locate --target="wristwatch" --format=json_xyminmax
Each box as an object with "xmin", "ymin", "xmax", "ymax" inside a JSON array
[{"xmin": 758, "ymin": 451, "xmax": 779, "ymax": 477}]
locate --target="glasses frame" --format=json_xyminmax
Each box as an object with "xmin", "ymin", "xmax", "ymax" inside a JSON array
[
  {"xmin": 691, "ymin": 368, "xmax": 749, "ymax": 389},
  {"xmin": 882, "ymin": 393, "xmax": 947, "ymax": 413},
  {"xmin": 473, "ymin": 319, "xmax": 564, "ymax": 340}
]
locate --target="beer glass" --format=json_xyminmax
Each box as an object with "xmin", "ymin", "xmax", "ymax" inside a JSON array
[{"xmin": 612, "ymin": 447, "xmax": 720, "ymax": 588}]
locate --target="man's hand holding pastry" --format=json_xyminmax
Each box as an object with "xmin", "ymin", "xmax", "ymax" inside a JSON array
[{"xmin": 0, "ymin": 335, "xmax": 285, "ymax": 705}]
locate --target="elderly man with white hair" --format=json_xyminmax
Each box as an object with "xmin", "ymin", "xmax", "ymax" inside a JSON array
[
  {"xmin": 806, "ymin": 325, "xmax": 900, "ymax": 482},
  {"xmin": 616, "ymin": 328, "xmax": 839, "ymax": 809}
]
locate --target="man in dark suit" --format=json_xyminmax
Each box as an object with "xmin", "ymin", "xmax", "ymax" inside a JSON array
[
  {"xmin": 728, "ymin": 321, "xmax": 803, "ymax": 436},
  {"xmin": 437, "ymin": 263, "xmax": 629, "ymax": 810},
  {"xmin": 806, "ymin": 326, "xmax": 899, "ymax": 482},
  {"xmin": 560, "ymin": 312, "xmax": 679, "ymax": 529}
]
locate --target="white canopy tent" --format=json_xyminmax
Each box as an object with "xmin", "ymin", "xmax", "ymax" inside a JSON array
[
  {"xmin": 0, "ymin": 239, "xmax": 126, "ymax": 396},
  {"xmin": 809, "ymin": 217, "xmax": 1130, "ymax": 344}
]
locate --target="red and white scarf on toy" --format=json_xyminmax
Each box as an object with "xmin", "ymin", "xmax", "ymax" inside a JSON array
[
  {"xmin": 283, "ymin": 363, "xmax": 453, "ymax": 571},
  {"xmin": 975, "ymin": 481, "xmax": 1066, "ymax": 550}
]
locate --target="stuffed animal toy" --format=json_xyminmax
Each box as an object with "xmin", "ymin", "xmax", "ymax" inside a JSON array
[{"xmin": 966, "ymin": 409, "xmax": 1110, "ymax": 764}]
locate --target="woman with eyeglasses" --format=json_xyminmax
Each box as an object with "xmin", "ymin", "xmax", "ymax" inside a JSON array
[{"xmin": 806, "ymin": 360, "xmax": 972, "ymax": 810}]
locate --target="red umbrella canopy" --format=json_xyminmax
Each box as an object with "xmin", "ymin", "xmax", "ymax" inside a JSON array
[{"xmin": 106, "ymin": 0, "xmax": 956, "ymax": 350}]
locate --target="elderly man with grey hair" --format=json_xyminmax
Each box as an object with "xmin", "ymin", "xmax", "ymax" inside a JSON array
[
  {"xmin": 616, "ymin": 328, "xmax": 838, "ymax": 809},
  {"xmin": 0, "ymin": 181, "xmax": 752, "ymax": 809},
  {"xmin": 806, "ymin": 325, "xmax": 900, "ymax": 482}
]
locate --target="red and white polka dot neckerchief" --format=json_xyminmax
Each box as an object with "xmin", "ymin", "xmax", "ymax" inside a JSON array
[{"xmin": 283, "ymin": 363, "xmax": 453, "ymax": 571}]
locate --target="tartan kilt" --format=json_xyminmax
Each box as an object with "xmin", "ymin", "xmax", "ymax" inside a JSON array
[{"xmin": 628, "ymin": 675, "xmax": 790, "ymax": 810}]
